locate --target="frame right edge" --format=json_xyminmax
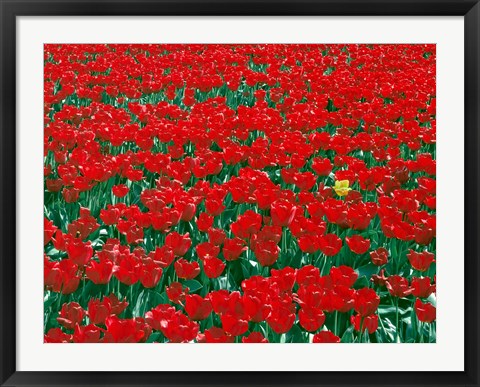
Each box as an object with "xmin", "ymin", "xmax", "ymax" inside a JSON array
[{"xmin": 464, "ymin": 2, "xmax": 480, "ymax": 387}]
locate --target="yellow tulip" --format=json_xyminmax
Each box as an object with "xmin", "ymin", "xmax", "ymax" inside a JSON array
[{"xmin": 334, "ymin": 180, "xmax": 352, "ymax": 197}]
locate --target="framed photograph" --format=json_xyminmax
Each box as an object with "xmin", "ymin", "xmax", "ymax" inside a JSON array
[{"xmin": 1, "ymin": 1, "xmax": 479, "ymax": 386}]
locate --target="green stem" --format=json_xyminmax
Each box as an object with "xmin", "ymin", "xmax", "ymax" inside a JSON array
[
  {"xmin": 395, "ymin": 297, "xmax": 399, "ymax": 343},
  {"xmin": 56, "ymin": 292, "xmax": 63, "ymax": 312},
  {"xmin": 359, "ymin": 317, "xmax": 364, "ymax": 343},
  {"xmin": 334, "ymin": 311, "xmax": 338, "ymax": 337}
]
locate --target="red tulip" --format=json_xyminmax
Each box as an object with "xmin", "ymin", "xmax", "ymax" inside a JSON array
[
  {"xmin": 296, "ymin": 265, "xmax": 321, "ymax": 287},
  {"xmin": 174, "ymin": 258, "xmax": 200, "ymax": 279},
  {"xmin": 407, "ymin": 250, "xmax": 435, "ymax": 272},
  {"xmin": 57, "ymin": 302, "xmax": 85, "ymax": 330},
  {"xmin": 44, "ymin": 328, "xmax": 72, "ymax": 343},
  {"xmin": 197, "ymin": 213, "xmax": 214, "ymax": 232},
  {"xmin": 208, "ymin": 290, "xmax": 231, "ymax": 315},
  {"xmin": 113, "ymin": 255, "xmax": 140, "ymax": 286},
  {"xmin": 166, "ymin": 282, "xmax": 189, "ymax": 304},
  {"xmin": 149, "ymin": 246, "xmax": 175, "ymax": 268},
  {"xmin": 312, "ymin": 331, "xmax": 340, "ymax": 343},
  {"xmin": 330, "ymin": 265, "xmax": 358, "ymax": 287},
  {"xmin": 205, "ymin": 197, "xmax": 225, "ymax": 216},
  {"xmin": 318, "ymin": 234, "xmax": 342, "ymax": 256},
  {"xmin": 221, "ymin": 313, "xmax": 249, "ymax": 336},
  {"xmin": 230, "ymin": 210, "xmax": 262, "ymax": 239},
  {"xmin": 271, "ymin": 199, "xmax": 298, "ymax": 227},
  {"xmin": 62, "ymin": 188, "xmax": 80, "ymax": 203},
  {"xmin": 185, "ymin": 294, "xmax": 213, "ymax": 321},
  {"xmin": 165, "ymin": 232, "xmax": 192, "ymax": 257},
  {"xmin": 351, "ymin": 313, "xmax": 378, "ymax": 334},
  {"xmin": 334, "ymin": 285, "xmax": 355, "ymax": 312},
  {"xmin": 299, "ymin": 307, "xmax": 326, "ymax": 332},
  {"xmin": 318, "ymin": 289, "xmax": 344, "ymax": 312},
  {"xmin": 222, "ymin": 238, "xmax": 247, "ymax": 261},
  {"xmin": 253, "ymin": 240, "xmax": 280, "ymax": 267},
  {"xmin": 202, "ymin": 256, "xmax": 226, "ymax": 278},
  {"xmin": 298, "ymin": 235, "xmax": 319, "ymax": 253},
  {"xmin": 354, "ymin": 288, "xmax": 380, "ymax": 317},
  {"xmin": 145, "ymin": 304, "xmax": 177, "ymax": 331},
  {"xmin": 345, "ymin": 235, "xmax": 371, "ymax": 255},
  {"xmin": 58, "ymin": 259, "xmax": 81, "ymax": 295},
  {"xmin": 411, "ymin": 277, "xmax": 436, "ymax": 298},
  {"xmin": 386, "ymin": 275, "xmax": 413, "ymax": 298},
  {"xmin": 103, "ymin": 316, "xmax": 145, "ymax": 343},
  {"xmin": 195, "ymin": 242, "xmax": 220, "ymax": 260},
  {"xmin": 208, "ymin": 228, "xmax": 226, "ymax": 245},
  {"xmin": 46, "ymin": 178, "xmax": 64, "ymax": 192},
  {"xmin": 202, "ymin": 327, "xmax": 235, "ymax": 343},
  {"xmin": 414, "ymin": 299, "xmax": 436, "ymax": 323},
  {"xmin": 266, "ymin": 300, "xmax": 296, "ymax": 334},
  {"xmin": 159, "ymin": 312, "xmax": 199, "ymax": 342},
  {"xmin": 85, "ymin": 259, "xmax": 114, "ymax": 285},
  {"xmin": 414, "ymin": 226, "xmax": 435, "ymax": 245},
  {"xmin": 105, "ymin": 293, "xmax": 129, "ymax": 315},
  {"xmin": 271, "ymin": 266, "xmax": 296, "ymax": 292},
  {"xmin": 44, "ymin": 218, "xmax": 57, "ymax": 246},
  {"xmin": 66, "ymin": 239, "xmax": 93, "ymax": 267},
  {"xmin": 139, "ymin": 261, "xmax": 163, "ymax": 288},
  {"xmin": 73, "ymin": 324, "xmax": 102, "ymax": 343},
  {"xmin": 312, "ymin": 157, "xmax": 333, "ymax": 176},
  {"xmin": 44, "ymin": 257, "xmax": 62, "ymax": 292},
  {"xmin": 242, "ymin": 331, "xmax": 268, "ymax": 343},
  {"xmin": 100, "ymin": 207, "xmax": 121, "ymax": 225},
  {"xmin": 87, "ymin": 298, "xmax": 112, "ymax": 325},
  {"xmin": 371, "ymin": 269, "xmax": 389, "ymax": 287},
  {"xmin": 370, "ymin": 247, "xmax": 389, "ymax": 266},
  {"xmin": 179, "ymin": 202, "xmax": 196, "ymax": 221}
]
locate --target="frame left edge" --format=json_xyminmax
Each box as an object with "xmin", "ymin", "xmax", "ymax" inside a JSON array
[{"xmin": 0, "ymin": 0, "xmax": 17, "ymax": 386}]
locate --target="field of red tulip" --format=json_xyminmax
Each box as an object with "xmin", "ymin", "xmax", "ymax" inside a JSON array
[{"xmin": 44, "ymin": 44, "xmax": 436, "ymax": 343}]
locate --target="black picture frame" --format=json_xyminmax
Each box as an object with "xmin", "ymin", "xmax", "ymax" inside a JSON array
[{"xmin": 1, "ymin": 1, "xmax": 479, "ymax": 386}]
